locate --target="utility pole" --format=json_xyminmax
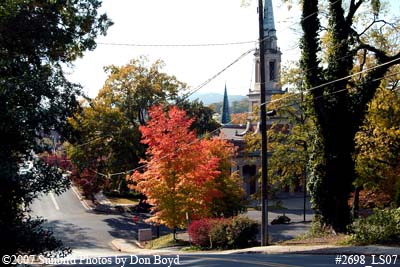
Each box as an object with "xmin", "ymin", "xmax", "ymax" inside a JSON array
[
  {"xmin": 258, "ymin": 0, "xmax": 269, "ymax": 246},
  {"xmin": 301, "ymin": 90, "xmax": 307, "ymax": 223}
]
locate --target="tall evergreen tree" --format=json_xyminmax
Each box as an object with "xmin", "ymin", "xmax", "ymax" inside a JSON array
[{"xmin": 300, "ymin": 0, "xmax": 400, "ymax": 232}]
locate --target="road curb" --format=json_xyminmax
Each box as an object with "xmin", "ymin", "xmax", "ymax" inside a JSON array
[
  {"xmin": 70, "ymin": 184, "xmax": 93, "ymax": 210},
  {"xmin": 111, "ymin": 238, "xmax": 400, "ymax": 256}
]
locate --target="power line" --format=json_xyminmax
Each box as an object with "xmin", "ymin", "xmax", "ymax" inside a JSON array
[
  {"xmin": 72, "ymin": 48, "xmax": 256, "ymax": 178},
  {"xmin": 92, "ymin": 0, "xmax": 337, "ymax": 102},
  {"xmin": 94, "ymin": 63, "xmax": 400, "ymax": 178},
  {"xmin": 96, "ymin": 0, "xmax": 336, "ymax": 50},
  {"xmin": 273, "ymin": 70, "xmax": 400, "ymax": 112},
  {"xmin": 94, "ymin": 119, "xmax": 225, "ymax": 178},
  {"xmin": 97, "ymin": 40, "xmax": 256, "ymax": 47},
  {"xmin": 181, "ymin": 48, "xmax": 255, "ymax": 100},
  {"xmin": 261, "ymin": 57, "xmax": 400, "ymax": 107},
  {"xmin": 76, "ymin": 0, "xmax": 383, "ymax": 178}
]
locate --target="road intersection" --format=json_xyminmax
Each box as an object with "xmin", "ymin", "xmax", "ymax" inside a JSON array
[{"xmin": 30, "ymin": 189, "xmax": 398, "ymax": 267}]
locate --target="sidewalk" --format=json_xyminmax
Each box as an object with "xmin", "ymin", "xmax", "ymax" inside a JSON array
[
  {"xmin": 71, "ymin": 185, "xmax": 133, "ymax": 213},
  {"xmin": 76, "ymin": 190, "xmax": 399, "ymax": 257},
  {"xmin": 111, "ymin": 238, "xmax": 399, "ymax": 256}
]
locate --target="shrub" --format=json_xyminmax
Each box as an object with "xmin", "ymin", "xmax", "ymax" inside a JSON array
[
  {"xmin": 395, "ymin": 182, "xmax": 400, "ymax": 208},
  {"xmin": 227, "ymin": 216, "xmax": 259, "ymax": 248},
  {"xmin": 209, "ymin": 218, "xmax": 230, "ymax": 249},
  {"xmin": 189, "ymin": 216, "xmax": 258, "ymax": 249},
  {"xmin": 349, "ymin": 208, "xmax": 400, "ymax": 245},
  {"xmin": 188, "ymin": 218, "xmax": 212, "ymax": 247}
]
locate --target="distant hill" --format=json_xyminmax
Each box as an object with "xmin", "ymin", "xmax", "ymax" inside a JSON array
[{"xmin": 188, "ymin": 92, "xmax": 247, "ymax": 105}]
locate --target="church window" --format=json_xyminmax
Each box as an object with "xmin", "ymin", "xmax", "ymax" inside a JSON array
[{"xmin": 269, "ymin": 61, "xmax": 276, "ymax": 81}]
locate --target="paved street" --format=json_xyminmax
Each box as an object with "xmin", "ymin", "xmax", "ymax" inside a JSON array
[
  {"xmin": 245, "ymin": 195, "xmax": 313, "ymax": 242},
  {"xmin": 51, "ymin": 254, "xmax": 372, "ymax": 267},
  {"xmin": 29, "ymin": 190, "xmax": 399, "ymax": 267},
  {"xmin": 31, "ymin": 189, "xmax": 314, "ymax": 252},
  {"xmin": 31, "ymin": 189, "xmax": 144, "ymax": 252}
]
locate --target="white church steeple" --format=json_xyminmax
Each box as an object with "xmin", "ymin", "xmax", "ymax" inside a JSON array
[{"xmin": 248, "ymin": 0, "xmax": 282, "ymax": 113}]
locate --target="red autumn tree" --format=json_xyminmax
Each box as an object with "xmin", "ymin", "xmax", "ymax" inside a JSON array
[
  {"xmin": 128, "ymin": 105, "xmax": 221, "ymax": 232},
  {"xmin": 40, "ymin": 152, "xmax": 72, "ymax": 171}
]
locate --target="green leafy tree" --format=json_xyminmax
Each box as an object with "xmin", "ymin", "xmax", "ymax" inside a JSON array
[
  {"xmin": 68, "ymin": 58, "xmax": 220, "ymax": 196},
  {"xmin": 245, "ymin": 93, "xmax": 314, "ymax": 193},
  {"xmin": 208, "ymin": 99, "xmax": 249, "ymax": 118},
  {"xmin": 209, "ymin": 102, "xmax": 223, "ymax": 115},
  {"xmin": 300, "ymin": 0, "xmax": 400, "ymax": 232},
  {"xmin": 267, "ymin": 93, "xmax": 315, "ymax": 192},
  {"xmin": 176, "ymin": 98, "xmax": 220, "ymax": 135},
  {"xmin": 99, "ymin": 57, "xmax": 186, "ymax": 125},
  {"xmin": 355, "ymin": 86, "xmax": 400, "ymax": 206},
  {"xmin": 231, "ymin": 99, "xmax": 249, "ymax": 114},
  {"xmin": 0, "ymin": 0, "xmax": 111, "ymax": 255},
  {"xmin": 67, "ymin": 57, "xmax": 185, "ymax": 195}
]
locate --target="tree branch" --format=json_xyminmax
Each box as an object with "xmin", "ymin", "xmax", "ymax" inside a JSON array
[
  {"xmin": 346, "ymin": 0, "xmax": 363, "ymax": 26},
  {"xmin": 375, "ymin": 158, "xmax": 396, "ymax": 167},
  {"xmin": 359, "ymin": 49, "xmax": 367, "ymax": 80},
  {"xmin": 359, "ymin": 19, "xmax": 397, "ymax": 37},
  {"xmin": 352, "ymin": 27, "xmax": 400, "ymax": 63}
]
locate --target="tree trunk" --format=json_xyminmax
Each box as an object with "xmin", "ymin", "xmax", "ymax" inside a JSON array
[
  {"xmin": 301, "ymin": 0, "xmax": 400, "ymax": 233},
  {"xmin": 352, "ymin": 187, "xmax": 360, "ymax": 219}
]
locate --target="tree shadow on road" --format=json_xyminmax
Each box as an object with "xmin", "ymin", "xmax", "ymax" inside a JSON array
[
  {"xmin": 42, "ymin": 220, "xmax": 102, "ymax": 249},
  {"xmin": 270, "ymin": 221, "xmax": 312, "ymax": 242},
  {"xmin": 103, "ymin": 214, "xmax": 172, "ymax": 240}
]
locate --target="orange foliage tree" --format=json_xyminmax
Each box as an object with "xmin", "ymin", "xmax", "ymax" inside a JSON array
[
  {"xmin": 128, "ymin": 105, "xmax": 222, "ymax": 231},
  {"xmin": 203, "ymin": 138, "xmax": 246, "ymax": 217},
  {"xmin": 230, "ymin": 113, "xmax": 248, "ymax": 125}
]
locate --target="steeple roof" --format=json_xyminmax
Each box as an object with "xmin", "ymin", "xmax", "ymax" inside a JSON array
[
  {"xmin": 263, "ymin": 0, "xmax": 276, "ymax": 39},
  {"xmin": 221, "ymin": 84, "xmax": 231, "ymax": 125}
]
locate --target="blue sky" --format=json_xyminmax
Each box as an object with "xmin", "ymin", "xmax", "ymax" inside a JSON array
[{"xmin": 67, "ymin": 0, "xmax": 399, "ymax": 98}]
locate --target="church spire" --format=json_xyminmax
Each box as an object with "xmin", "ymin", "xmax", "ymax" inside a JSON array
[
  {"xmin": 247, "ymin": 0, "xmax": 282, "ymax": 113},
  {"xmin": 221, "ymin": 84, "xmax": 231, "ymax": 125},
  {"xmin": 263, "ymin": 0, "xmax": 277, "ymax": 49}
]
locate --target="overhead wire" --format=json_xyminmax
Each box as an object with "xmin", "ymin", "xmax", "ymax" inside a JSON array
[
  {"xmin": 97, "ymin": 40, "xmax": 256, "ymax": 47},
  {"xmin": 94, "ymin": 0, "xmax": 339, "ymax": 102},
  {"xmin": 272, "ymin": 70, "xmax": 400, "ymax": 112},
  {"xmin": 79, "ymin": 0, "xmax": 397, "ymax": 178},
  {"xmin": 95, "ymin": 0, "xmax": 340, "ymax": 49},
  {"xmin": 261, "ymin": 57, "xmax": 400, "ymax": 108},
  {"xmin": 181, "ymin": 48, "xmax": 255, "ymax": 100},
  {"xmin": 94, "ymin": 64, "xmax": 400, "ymax": 179},
  {"xmin": 177, "ymin": 0, "xmax": 336, "ymax": 99}
]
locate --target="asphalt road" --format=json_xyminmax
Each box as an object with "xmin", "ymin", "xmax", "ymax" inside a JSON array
[
  {"xmin": 29, "ymin": 192, "xmax": 397, "ymax": 267},
  {"xmin": 30, "ymin": 189, "xmax": 145, "ymax": 251},
  {"xmin": 245, "ymin": 197, "xmax": 314, "ymax": 242},
  {"xmin": 48, "ymin": 254, "xmax": 378, "ymax": 267},
  {"xmin": 31, "ymin": 188, "xmax": 314, "ymax": 251}
]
